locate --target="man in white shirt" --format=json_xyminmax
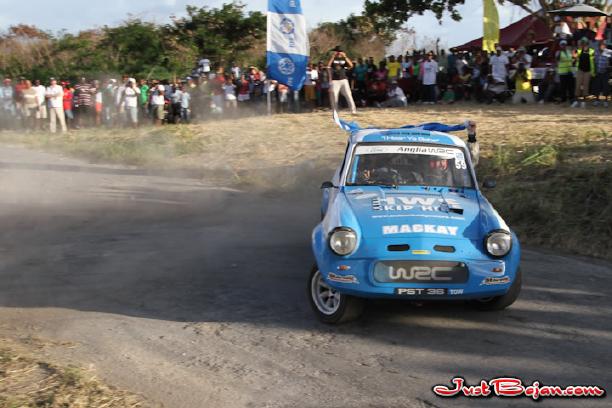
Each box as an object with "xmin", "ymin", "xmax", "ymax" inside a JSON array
[
  {"xmin": 199, "ymin": 58, "xmax": 211, "ymax": 73},
  {"xmin": 422, "ymin": 52, "xmax": 439, "ymax": 104},
  {"xmin": 33, "ymin": 79, "xmax": 47, "ymax": 129},
  {"xmin": 490, "ymin": 46, "xmax": 510, "ymax": 83},
  {"xmin": 378, "ymin": 81, "xmax": 407, "ymax": 107},
  {"xmin": 45, "ymin": 78, "xmax": 66, "ymax": 133},
  {"xmin": 122, "ymin": 79, "xmax": 141, "ymax": 128}
]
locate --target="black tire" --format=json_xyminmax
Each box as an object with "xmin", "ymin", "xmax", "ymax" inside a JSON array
[
  {"xmin": 308, "ymin": 265, "xmax": 365, "ymax": 324},
  {"xmin": 470, "ymin": 268, "xmax": 522, "ymax": 311}
]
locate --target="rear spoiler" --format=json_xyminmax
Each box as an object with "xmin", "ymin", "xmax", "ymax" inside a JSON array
[{"xmin": 332, "ymin": 109, "xmax": 471, "ymax": 133}]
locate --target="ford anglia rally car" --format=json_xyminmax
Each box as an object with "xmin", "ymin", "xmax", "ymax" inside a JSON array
[{"xmin": 309, "ymin": 116, "xmax": 521, "ymax": 323}]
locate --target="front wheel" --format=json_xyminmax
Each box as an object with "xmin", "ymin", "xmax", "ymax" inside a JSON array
[
  {"xmin": 308, "ymin": 266, "xmax": 365, "ymax": 324},
  {"xmin": 470, "ymin": 268, "xmax": 522, "ymax": 311}
]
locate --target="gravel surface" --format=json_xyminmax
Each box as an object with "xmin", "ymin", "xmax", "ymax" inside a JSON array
[{"xmin": 0, "ymin": 145, "xmax": 610, "ymax": 408}]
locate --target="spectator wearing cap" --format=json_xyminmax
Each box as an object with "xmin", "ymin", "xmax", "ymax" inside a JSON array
[
  {"xmin": 556, "ymin": 40, "xmax": 574, "ymax": 104},
  {"xmin": 489, "ymin": 46, "xmax": 509, "ymax": 83},
  {"xmin": 377, "ymin": 80, "xmax": 407, "ymax": 107},
  {"xmin": 537, "ymin": 66, "xmax": 557, "ymax": 104},
  {"xmin": 45, "ymin": 78, "xmax": 66, "ymax": 133},
  {"xmin": 592, "ymin": 41, "xmax": 610, "ymax": 107},
  {"xmin": 513, "ymin": 47, "xmax": 532, "ymax": 69},
  {"xmin": 572, "ymin": 37, "xmax": 595, "ymax": 108}
]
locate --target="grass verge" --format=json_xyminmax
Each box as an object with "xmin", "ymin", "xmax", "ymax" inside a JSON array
[{"xmin": 0, "ymin": 337, "xmax": 146, "ymax": 408}]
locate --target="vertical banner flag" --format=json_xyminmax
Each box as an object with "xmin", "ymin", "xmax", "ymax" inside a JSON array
[
  {"xmin": 267, "ymin": 0, "xmax": 309, "ymax": 91},
  {"xmin": 483, "ymin": 0, "xmax": 500, "ymax": 53}
]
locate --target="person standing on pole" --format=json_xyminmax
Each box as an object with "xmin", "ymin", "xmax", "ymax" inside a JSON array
[{"xmin": 327, "ymin": 46, "xmax": 357, "ymax": 114}]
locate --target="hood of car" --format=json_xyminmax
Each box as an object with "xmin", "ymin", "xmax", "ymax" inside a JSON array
[{"xmin": 343, "ymin": 187, "xmax": 482, "ymax": 240}]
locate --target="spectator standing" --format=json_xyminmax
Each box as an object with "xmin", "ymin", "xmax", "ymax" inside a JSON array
[
  {"xmin": 277, "ymin": 83, "xmax": 289, "ymax": 113},
  {"xmin": 327, "ymin": 46, "xmax": 357, "ymax": 114},
  {"xmin": 45, "ymin": 78, "xmax": 66, "ymax": 133},
  {"xmin": 139, "ymin": 79, "xmax": 149, "ymax": 119},
  {"xmin": 237, "ymin": 74, "xmax": 250, "ymax": 103},
  {"xmin": 511, "ymin": 63, "xmax": 534, "ymax": 104},
  {"xmin": 101, "ymin": 80, "xmax": 115, "ymax": 125},
  {"xmin": 572, "ymin": 37, "xmax": 595, "ymax": 108},
  {"xmin": 33, "ymin": 80, "xmax": 47, "ymax": 130},
  {"xmin": 223, "ymin": 77, "xmax": 237, "ymax": 113},
  {"xmin": 553, "ymin": 16, "xmax": 572, "ymax": 39},
  {"xmin": 170, "ymin": 84, "xmax": 183, "ymax": 123},
  {"xmin": 211, "ymin": 68, "xmax": 226, "ymax": 114},
  {"xmin": 556, "ymin": 40, "xmax": 574, "ymax": 103},
  {"xmin": 421, "ymin": 52, "xmax": 439, "ymax": 104},
  {"xmin": 151, "ymin": 84, "xmax": 165, "ymax": 126},
  {"xmin": 63, "ymin": 82, "xmax": 75, "ymax": 129},
  {"xmin": 0, "ymin": 78, "xmax": 15, "ymax": 128},
  {"xmin": 74, "ymin": 77, "xmax": 95, "ymax": 127},
  {"xmin": 593, "ymin": 41, "xmax": 610, "ymax": 107},
  {"xmin": 180, "ymin": 85, "xmax": 191, "ymax": 122},
  {"xmin": 317, "ymin": 61, "xmax": 330, "ymax": 107},
  {"xmin": 21, "ymin": 80, "xmax": 38, "ymax": 130},
  {"xmin": 93, "ymin": 80, "xmax": 102, "ymax": 126},
  {"xmin": 303, "ymin": 64, "xmax": 317, "ymax": 110},
  {"xmin": 387, "ymin": 55, "xmax": 401, "ymax": 80},
  {"xmin": 490, "ymin": 46, "xmax": 509, "ymax": 83},
  {"xmin": 122, "ymin": 79, "xmax": 141, "ymax": 128}
]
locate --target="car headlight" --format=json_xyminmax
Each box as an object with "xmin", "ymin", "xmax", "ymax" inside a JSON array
[
  {"xmin": 329, "ymin": 227, "xmax": 357, "ymax": 256},
  {"xmin": 485, "ymin": 230, "xmax": 512, "ymax": 257}
]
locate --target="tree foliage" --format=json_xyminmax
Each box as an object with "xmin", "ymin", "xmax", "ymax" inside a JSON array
[
  {"xmin": 363, "ymin": 0, "xmax": 611, "ymax": 34},
  {"xmin": 0, "ymin": 2, "xmax": 265, "ymax": 81}
]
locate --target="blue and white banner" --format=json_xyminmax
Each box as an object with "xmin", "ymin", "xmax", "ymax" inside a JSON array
[{"xmin": 267, "ymin": 0, "xmax": 309, "ymax": 91}]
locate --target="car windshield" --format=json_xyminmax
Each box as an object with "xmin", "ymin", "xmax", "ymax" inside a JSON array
[{"xmin": 346, "ymin": 143, "xmax": 474, "ymax": 188}]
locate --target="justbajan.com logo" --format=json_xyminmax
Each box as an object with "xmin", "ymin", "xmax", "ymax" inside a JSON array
[{"xmin": 432, "ymin": 377, "xmax": 606, "ymax": 401}]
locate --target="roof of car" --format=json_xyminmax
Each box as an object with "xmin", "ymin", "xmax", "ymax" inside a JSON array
[{"xmin": 349, "ymin": 128, "xmax": 468, "ymax": 148}]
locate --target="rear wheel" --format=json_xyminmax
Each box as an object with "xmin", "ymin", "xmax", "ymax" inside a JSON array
[
  {"xmin": 308, "ymin": 266, "xmax": 365, "ymax": 324},
  {"xmin": 470, "ymin": 268, "xmax": 522, "ymax": 311}
]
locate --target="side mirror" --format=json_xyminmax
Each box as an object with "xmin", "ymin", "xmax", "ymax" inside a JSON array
[
  {"xmin": 321, "ymin": 181, "xmax": 335, "ymax": 189},
  {"xmin": 482, "ymin": 177, "xmax": 497, "ymax": 189}
]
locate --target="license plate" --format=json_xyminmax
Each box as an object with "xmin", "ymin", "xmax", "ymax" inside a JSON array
[
  {"xmin": 374, "ymin": 261, "xmax": 468, "ymax": 283},
  {"xmin": 395, "ymin": 288, "xmax": 448, "ymax": 296}
]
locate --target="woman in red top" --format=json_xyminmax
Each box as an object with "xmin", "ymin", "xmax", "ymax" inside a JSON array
[
  {"xmin": 237, "ymin": 74, "xmax": 250, "ymax": 102},
  {"xmin": 63, "ymin": 82, "xmax": 74, "ymax": 128}
]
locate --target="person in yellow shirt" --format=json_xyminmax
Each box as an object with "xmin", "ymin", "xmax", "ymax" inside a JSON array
[
  {"xmin": 387, "ymin": 55, "xmax": 401, "ymax": 80},
  {"xmin": 511, "ymin": 63, "xmax": 534, "ymax": 103}
]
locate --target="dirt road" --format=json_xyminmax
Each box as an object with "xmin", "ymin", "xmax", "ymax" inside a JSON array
[{"xmin": 0, "ymin": 145, "xmax": 610, "ymax": 407}]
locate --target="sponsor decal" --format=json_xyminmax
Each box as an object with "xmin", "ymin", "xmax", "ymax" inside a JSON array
[
  {"xmin": 396, "ymin": 288, "xmax": 448, "ymax": 296},
  {"xmin": 278, "ymin": 58, "xmax": 296, "ymax": 75},
  {"xmin": 371, "ymin": 196, "xmax": 463, "ymax": 213},
  {"xmin": 327, "ymin": 272, "xmax": 359, "ymax": 284},
  {"xmin": 382, "ymin": 224, "xmax": 459, "ymax": 236},
  {"xmin": 433, "ymin": 377, "xmax": 606, "ymax": 400},
  {"xmin": 481, "ymin": 276, "xmax": 510, "ymax": 286}
]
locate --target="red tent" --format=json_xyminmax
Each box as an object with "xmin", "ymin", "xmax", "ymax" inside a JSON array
[{"xmin": 455, "ymin": 13, "xmax": 553, "ymax": 51}]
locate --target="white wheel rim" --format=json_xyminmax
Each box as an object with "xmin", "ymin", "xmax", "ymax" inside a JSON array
[{"xmin": 311, "ymin": 270, "xmax": 341, "ymax": 315}]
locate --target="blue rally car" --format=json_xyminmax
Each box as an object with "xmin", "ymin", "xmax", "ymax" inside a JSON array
[{"xmin": 309, "ymin": 115, "xmax": 521, "ymax": 323}]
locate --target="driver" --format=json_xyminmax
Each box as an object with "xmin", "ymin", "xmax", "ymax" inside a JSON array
[
  {"xmin": 358, "ymin": 154, "xmax": 399, "ymax": 184},
  {"xmin": 428, "ymin": 157, "xmax": 453, "ymax": 186}
]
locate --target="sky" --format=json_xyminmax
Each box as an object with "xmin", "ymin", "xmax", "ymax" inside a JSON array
[{"xmin": 0, "ymin": 0, "xmax": 530, "ymax": 48}]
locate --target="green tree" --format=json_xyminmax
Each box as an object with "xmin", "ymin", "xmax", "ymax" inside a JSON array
[
  {"xmin": 169, "ymin": 2, "xmax": 266, "ymax": 67},
  {"xmin": 363, "ymin": 0, "xmax": 611, "ymax": 34}
]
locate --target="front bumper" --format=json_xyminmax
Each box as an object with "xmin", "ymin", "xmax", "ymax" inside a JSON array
[{"xmin": 312, "ymin": 233, "xmax": 521, "ymax": 300}]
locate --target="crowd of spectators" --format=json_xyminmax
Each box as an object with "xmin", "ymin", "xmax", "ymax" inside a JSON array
[{"xmin": 0, "ymin": 16, "xmax": 609, "ymax": 133}]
